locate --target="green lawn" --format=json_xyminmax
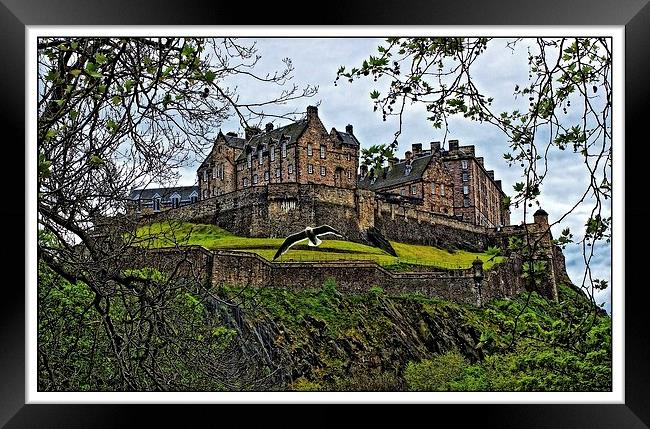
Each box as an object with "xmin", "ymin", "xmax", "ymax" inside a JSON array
[{"xmin": 133, "ymin": 221, "xmax": 503, "ymax": 270}]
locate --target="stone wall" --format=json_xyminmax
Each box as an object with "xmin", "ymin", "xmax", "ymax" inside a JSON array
[
  {"xmin": 210, "ymin": 250, "xmax": 532, "ymax": 304},
  {"xmin": 123, "ymin": 245, "xmax": 554, "ymax": 304},
  {"xmin": 141, "ymin": 197, "xmax": 219, "ymax": 225},
  {"xmin": 375, "ymin": 200, "xmax": 489, "ymax": 251}
]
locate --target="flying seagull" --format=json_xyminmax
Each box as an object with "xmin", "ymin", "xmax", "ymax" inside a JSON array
[{"xmin": 273, "ymin": 225, "xmax": 344, "ymax": 261}]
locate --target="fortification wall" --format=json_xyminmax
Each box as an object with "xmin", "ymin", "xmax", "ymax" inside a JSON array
[
  {"xmin": 210, "ymin": 250, "xmax": 531, "ymax": 304},
  {"xmin": 374, "ymin": 201, "xmax": 490, "ymax": 251}
]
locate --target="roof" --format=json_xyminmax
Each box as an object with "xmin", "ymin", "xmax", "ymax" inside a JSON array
[
  {"xmin": 222, "ymin": 133, "xmax": 246, "ymax": 149},
  {"xmin": 129, "ymin": 185, "xmax": 199, "ymax": 202},
  {"xmin": 235, "ymin": 120, "xmax": 308, "ymax": 162},
  {"xmin": 199, "ymin": 132, "xmax": 246, "ymax": 169},
  {"xmin": 358, "ymin": 155, "xmax": 434, "ymax": 190},
  {"xmin": 534, "ymin": 208, "xmax": 549, "ymax": 216},
  {"xmin": 334, "ymin": 130, "xmax": 360, "ymax": 146}
]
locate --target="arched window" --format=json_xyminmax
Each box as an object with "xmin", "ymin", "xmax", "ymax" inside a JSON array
[
  {"xmin": 153, "ymin": 195, "xmax": 161, "ymax": 212},
  {"xmin": 170, "ymin": 193, "xmax": 181, "ymax": 209}
]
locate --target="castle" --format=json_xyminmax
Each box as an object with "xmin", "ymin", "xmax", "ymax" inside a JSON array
[
  {"xmin": 127, "ymin": 105, "xmax": 570, "ymax": 303},
  {"xmin": 131, "ymin": 105, "xmax": 509, "ymax": 230}
]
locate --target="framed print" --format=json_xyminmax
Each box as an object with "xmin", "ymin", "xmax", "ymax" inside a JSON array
[{"xmin": 3, "ymin": 0, "xmax": 649, "ymax": 426}]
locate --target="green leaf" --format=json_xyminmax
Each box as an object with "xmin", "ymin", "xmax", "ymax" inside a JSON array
[
  {"xmin": 38, "ymin": 153, "xmax": 52, "ymax": 178},
  {"xmin": 123, "ymin": 79, "xmax": 134, "ymax": 93},
  {"xmin": 204, "ymin": 70, "xmax": 216, "ymax": 82},
  {"xmin": 106, "ymin": 119, "xmax": 118, "ymax": 134},
  {"xmin": 54, "ymin": 99, "xmax": 65, "ymax": 107},
  {"xmin": 45, "ymin": 70, "xmax": 59, "ymax": 82},
  {"xmin": 89, "ymin": 154, "xmax": 104, "ymax": 167},
  {"xmin": 84, "ymin": 62, "xmax": 103, "ymax": 79},
  {"xmin": 70, "ymin": 41, "xmax": 79, "ymax": 50},
  {"xmin": 94, "ymin": 52, "xmax": 108, "ymax": 64},
  {"xmin": 111, "ymin": 95, "xmax": 121, "ymax": 106},
  {"xmin": 69, "ymin": 110, "xmax": 79, "ymax": 120},
  {"xmin": 513, "ymin": 182, "xmax": 525, "ymax": 192},
  {"xmin": 370, "ymin": 90, "xmax": 381, "ymax": 99},
  {"xmin": 70, "ymin": 69, "xmax": 82, "ymax": 77}
]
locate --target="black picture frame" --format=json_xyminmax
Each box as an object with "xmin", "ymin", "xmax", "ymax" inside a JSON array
[{"xmin": 3, "ymin": 0, "xmax": 647, "ymax": 427}]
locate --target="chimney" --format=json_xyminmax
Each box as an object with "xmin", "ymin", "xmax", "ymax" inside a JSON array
[
  {"xmin": 412, "ymin": 143, "xmax": 423, "ymax": 157},
  {"xmin": 265, "ymin": 122, "xmax": 274, "ymax": 133},
  {"xmin": 495, "ymin": 180, "xmax": 502, "ymax": 190},
  {"xmin": 404, "ymin": 150, "xmax": 413, "ymax": 162},
  {"xmin": 487, "ymin": 170, "xmax": 495, "ymax": 180},
  {"xmin": 306, "ymin": 105, "xmax": 318, "ymax": 120},
  {"xmin": 345, "ymin": 124, "xmax": 353, "ymax": 135},
  {"xmin": 449, "ymin": 139, "xmax": 459, "ymax": 152},
  {"xmin": 430, "ymin": 141, "xmax": 441, "ymax": 153},
  {"xmin": 476, "ymin": 157, "xmax": 484, "ymax": 166},
  {"xmin": 245, "ymin": 126, "xmax": 261, "ymax": 140},
  {"xmin": 226, "ymin": 131, "xmax": 238, "ymax": 137}
]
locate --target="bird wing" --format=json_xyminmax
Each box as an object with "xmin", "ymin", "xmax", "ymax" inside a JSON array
[
  {"xmin": 273, "ymin": 230, "xmax": 309, "ymax": 260},
  {"xmin": 312, "ymin": 225, "xmax": 344, "ymax": 239}
]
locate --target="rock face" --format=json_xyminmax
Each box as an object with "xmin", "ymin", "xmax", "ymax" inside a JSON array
[{"xmin": 210, "ymin": 287, "xmax": 484, "ymax": 388}]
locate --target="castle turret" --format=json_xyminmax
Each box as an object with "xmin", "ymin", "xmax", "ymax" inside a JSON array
[{"xmin": 533, "ymin": 208, "xmax": 549, "ymax": 229}]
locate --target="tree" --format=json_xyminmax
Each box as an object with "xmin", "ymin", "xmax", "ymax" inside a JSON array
[
  {"xmin": 337, "ymin": 37, "xmax": 612, "ymax": 348},
  {"xmin": 37, "ymin": 37, "xmax": 315, "ymax": 390}
]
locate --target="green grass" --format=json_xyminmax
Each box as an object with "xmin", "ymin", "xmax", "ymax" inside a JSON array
[{"xmin": 133, "ymin": 221, "xmax": 503, "ymax": 270}]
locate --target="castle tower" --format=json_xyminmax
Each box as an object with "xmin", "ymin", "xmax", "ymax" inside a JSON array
[{"xmin": 533, "ymin": 208, "xmax": 549, "ymax": 228}]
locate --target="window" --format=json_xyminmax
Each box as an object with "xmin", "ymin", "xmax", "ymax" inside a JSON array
[
  {"xmin": 462, "ymin": 172, "xmax": 469, "ymax": 182},
  {"xmin": 432, "ymin": 183, "xmax": 437, "ymax": 195},
  {"xmin": 258, "ymin": 149, "xmax": 263, "ymax": 165},
  {"xmin": 203, "ymin": 170, "xmax": 208, "ymax": 181},
  {"xmin": 281, "ymin": 142, "xmax": 287, "ymax": 158},
  {"xmin": 153, "ymin": 197, "xmax": 161, "ymax": 212},
  {"xmin": 243, "ymin": 177, "xmax": 249, "ymax": 187},
  {"xmin": 320, "ymin": 145, "xmax": 326, "ymax": 159},
  {"xmin": 247, "ymin": 152, "xmax": 252, "ymax": 168},
  {"xmin": 270, "ymin": 147, "xmax": 275, "ymax": 161},
  {"xmin": 320, "ymin": 166, "xmax": 326, "ymax": 176},
  {"xmin": 463, "ymin": 198, "xmax": 470, "ymax": 208},
  {"xmin": 404, "ymin": 164, "xmax": 412, "ymax": 175},
  {"xmin": 400, "ymin": 188, "xmax": 406, "ymax": 196},
  {"xmin": 190, "ymin": 195, "xmax": 198, "ymax": 204},
  {"xmin": 463, "ymin": 185, "xmax": 469, "ymax": 195},
  {"xmin": 171, "ymin": 195, "xmax": 180, "ymax": 208},
  {"xmin": 411, "ymin": 184, "xmax": 417, "ymax": 195},
  {"xmin": 288, "ymin": 164, "xmax": 293, "ymax": 174},
  {"xmin": 253, "ymin": 174, "xmax": 258, "ymax": 185},
  {"xmin": 461, "ymin": 160, "xmax": 468, "ymax": 170},
  {"xmin": 308, "ymin": 164, "xmax": 314, "ymax": 174},
  {"xmin": 264, "ymin": 171, "xmax": 269, "ymax": 181},
  {"xmin": 347, "ymin": 170, "xmax": 351, "ymax": 179},
  {"xmin": 275, "ymin": 168, "xmax": 281, "ymax": 178},
  {"xmin": 307, "ymin": 144, "xmax": 313, "ymax": 156},
  {"xmin": 347, "ymin": 153, "xmax": 351, "ymax": 161}
]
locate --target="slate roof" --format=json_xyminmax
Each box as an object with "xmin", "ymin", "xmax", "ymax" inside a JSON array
[
  {"xmin": 333, "ymin": 130, "xmax": 360, "ymax": 146},
  {"xmin": 199, "ymin": 132, "xmax": 246, "ymax": 169},
  {"xmin": 235, "ymin": 120, "xmax": 308, "ymax": 162},
  {"xmin": 129, "ymin": 185, "xmax": 199, "ymax": 202},
  {"xmin": 222, "ymin": 133, "xmax": 246, "ymax": 149},
  {"xmin": 358, "ymin": 154, "xmax": 433, "ymax": 191}
]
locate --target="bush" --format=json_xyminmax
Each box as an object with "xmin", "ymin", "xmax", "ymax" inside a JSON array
[{"xmin": 404, "ymin": 351, "xmax": 468, "ymax": 391}]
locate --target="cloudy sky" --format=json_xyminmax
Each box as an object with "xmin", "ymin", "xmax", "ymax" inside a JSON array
[{"xmin": 176, "ymin": 37, "xmax": 612, "ymax": 312}]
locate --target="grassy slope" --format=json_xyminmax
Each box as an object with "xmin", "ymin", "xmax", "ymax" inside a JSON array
[{"xmin": 133, "ymin": 221, "xmax": 503, "ymax": 270}]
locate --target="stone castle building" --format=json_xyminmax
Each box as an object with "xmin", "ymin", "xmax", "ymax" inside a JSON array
[
  {"xmin": 185, "ymin": 105, "xmax": 509, "ymax": 229},
  {"xmin": 196, "ymin": 106, "xmax": 359, "ymax": 199}
]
